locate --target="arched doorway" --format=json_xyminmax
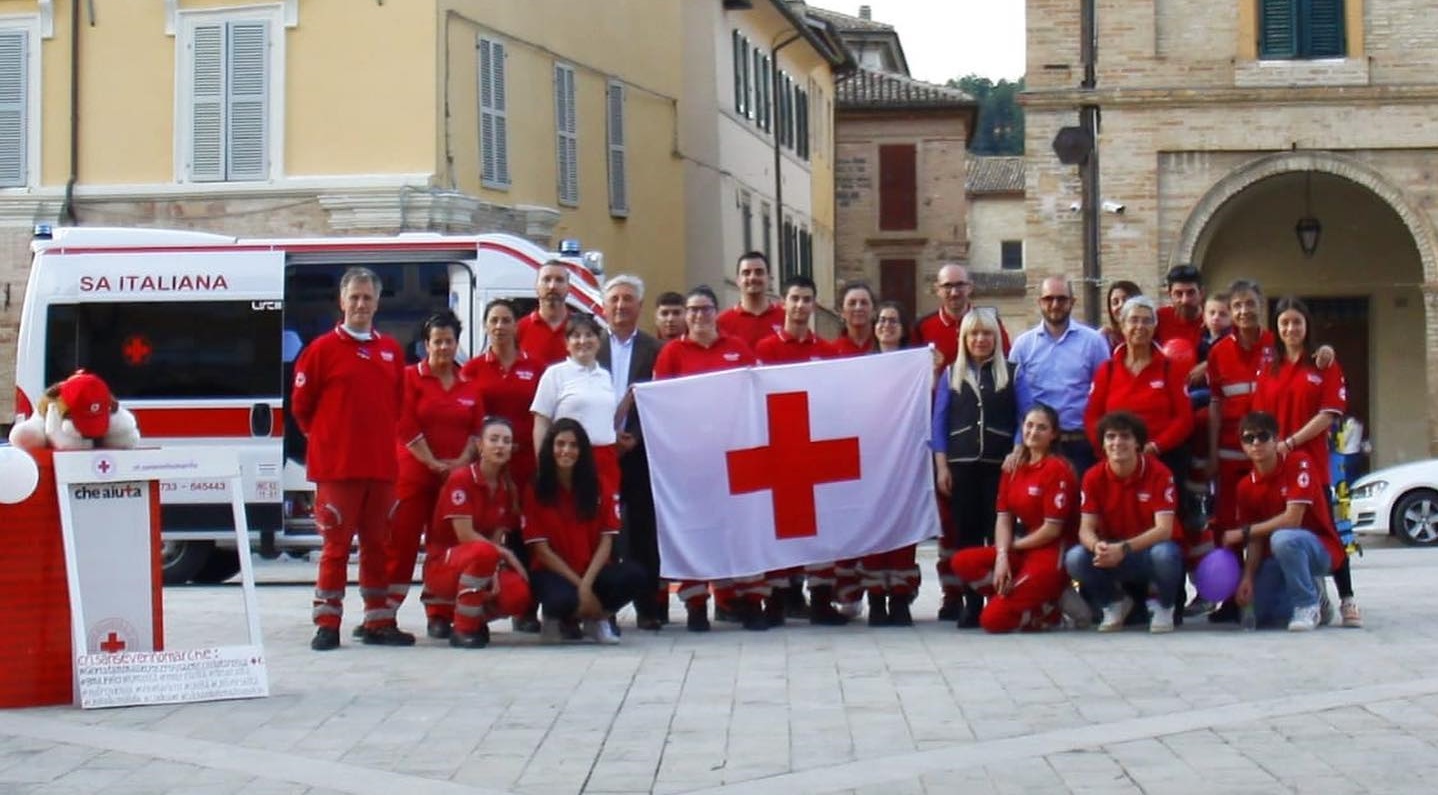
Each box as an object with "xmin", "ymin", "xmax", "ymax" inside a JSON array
[{"xmin": 1172, "ymin": 153, "xmax": 1435, "ymax": 468}]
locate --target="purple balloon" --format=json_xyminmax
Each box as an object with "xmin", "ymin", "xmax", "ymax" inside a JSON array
[{"xmin": 1193, "ymin": 548, "xmax": 1241, "ymax": 602}]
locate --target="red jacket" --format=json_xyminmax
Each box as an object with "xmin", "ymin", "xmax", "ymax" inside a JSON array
[
  {"xmin": 394, "ymin": 361, "xmax": 487, "ymax": 492},
  {"xmin": 292, "ymin": 326, "xmax": 405, "ymax": 481},
  {"xmin": 1084, "ymin": 344, "xmax": 1193, "ymax": 454}
]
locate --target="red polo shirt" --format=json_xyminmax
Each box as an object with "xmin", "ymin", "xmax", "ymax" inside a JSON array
[
  {"xmin": 461, "ymin": 349, "xmax": 546, "ymax": 482},
  {"xmin": 1235, "ymin": 451, "xmax": 1344, "ymax": 571},
  {"xmin": 997, "ymin": 455, "xmax": 1078, "ymax": 543},
  {"xmin": 1080, "ymin": 454, "xmax": 1178, "ymax": 542},
  {"xmin": 1253, "ymin": 358, "xmax": 1345, "ymax": 485},
  {"xmin": 291, "ymin": 325, "xmax": 406, "ymax": 482},
  {"xmin": 1155, "ymin": 305, "xmax": 1204, "ymax": 349},
  {"xmin": 516, "ymin": 309, "xmax": 570, "ymax": 365},
  {"xmin": 911, "ymin": 306, "xmax": 1011, "ymax": 367},
  {"xmin": 522, "ymin": 483, "xmax": 621, "ymax": 574},
  {"xmin": 430, "ymin": 464, "xmax": 519, "ymax": 548},
  {"xmin": 830, "ymin": 332, "xmax": 876, "ymax": 357},
  {"xmin": 753, "ymin": 329, "xmax": 838, "ymax": 363},
  {"xmin": 1207, "ymin": 331, "xmax": 1276, "ymax": 448},
  {"xmin": 717, "ymin": 303, "xmax": 785, "ymax": 349},
  {"xmin": 653, "ymin": 334, "xmax": 756, "ymax": 378},
  {"xmin": 395, "ymin": 361, "xmax": 486, "ymax": 491},
  {"xmin": 1083, "ymin": 344, "xmax": 1193, "ymax": 454}
]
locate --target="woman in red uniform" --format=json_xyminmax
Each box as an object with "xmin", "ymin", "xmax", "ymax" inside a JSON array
[
  {"xmin": 1253, "ymin": 296, "xmax": 1359, "ymax": 627},
  {"xmin": 423, "ymin": 417, "xmax": 531, "ymax": 648},
  {"xmin": 950, "ymin": 403, "xmax": 1077, "ymax": 633},
  {"xmin": 462, "ymin": 298, "xmax": 546, "ymax": 632},
  {"xmin": 857, "ymin": 301, "xmax": 922, "ymax": 625},
  {"xmin": 383, "ymin": 311, "xmax": 486, "ymax": 632},
  {"xmin": 523, "ymin": 418, "xmax": 645, "ymax": 644}
]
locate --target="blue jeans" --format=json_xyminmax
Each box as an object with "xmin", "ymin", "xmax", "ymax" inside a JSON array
[
  {"xmin": 1252, "ymin": 529, "xmax": 1332, "ymax": 627},
  {"xmin": 1064, "ymin": 540, "xmax": 1183, "ymax": 609}
]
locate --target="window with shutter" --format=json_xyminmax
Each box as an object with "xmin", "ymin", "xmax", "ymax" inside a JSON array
[
  {"xmin": 796, "ymin": 88, "xmax": 808, "ymax": 161},
  {"xmin": 878, "ymin": 144, "xmax": 918, "ymax": 231},
  {"xmin": 1260, "ymin": 0, "xmax": 1346, "ymax": 59},
  {"xmin": 606, "ymin": 80, "xmax": 627, "ymax": 216},
  {"xmin": 759, "ymin": 55, "xmax": 771, "ymax": 132},
  {"xmin": 732, "ymin": 31, "xmax": 744, "ymax": 116},
  {"xmin": 0, "ymin": 30, "xmax": 29, "ymax": 188},
  {"xmin": 554, "ymin": 64, "xmax": 578, "ymax": 206},
  {"xmin": 479, "ymin": 37, "xmax": 509, "ymax": 188},
  {"xmin": 184, "ymin": 15, "xmax": 274, "ymax": 182}
]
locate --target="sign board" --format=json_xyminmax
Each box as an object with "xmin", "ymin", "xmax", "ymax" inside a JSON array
[{"xmin": 53, "ymin": 448, "xmax": 269, "ymax": 709}]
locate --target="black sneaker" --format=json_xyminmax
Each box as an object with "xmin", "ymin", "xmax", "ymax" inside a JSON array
[
  {"xmin": 740, "ymin": 601, "xmax": 770, "ymax": 631},
  {"xmin": 361, "ymin": 626, "xmax": 416, "ymax": 646},
  {"xmin": 311, "ymin": 627, "xmax": 340, "ymax": 651},
  {"xmin": 427, "ymin": 618, "xmax": 453, "ymax": 640},
  {"xmin": 449, "ymin": 626, "xmax": 490, "ymax": 649},
  {"xmin": 559, "ymin": 618, "xmax": 584, "ymax": 641},
  {"xmin": 888, "ymin": 597, "xmax": 914, "ymax": 627}
]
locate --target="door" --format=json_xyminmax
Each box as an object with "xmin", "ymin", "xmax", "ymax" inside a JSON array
[
  {"xmin": 1301, "ymin": 296, "xmax": 1369, "ymax": 473},
  {"xmin": 879, "ymin": 259, "xmax": 917, "ymax": 327}
]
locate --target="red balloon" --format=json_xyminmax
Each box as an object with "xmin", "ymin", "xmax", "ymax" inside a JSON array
[{"xmin": 1161, "ymin": 338, "xmax": 1197, "ymax": 374}]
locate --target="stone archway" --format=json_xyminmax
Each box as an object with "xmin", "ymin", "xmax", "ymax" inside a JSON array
[{"xmin": 1170, "ymin": 151, "xmax": 1438, "ymax": 285}]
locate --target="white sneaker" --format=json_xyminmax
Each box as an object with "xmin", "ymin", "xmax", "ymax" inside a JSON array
[
  {"xmin": 593, "ymin": 618, "xmax": 620, "ymax": 645},
  {"xmin": 1340, "ymin": 597, "xmax": 1363, "ymax": 628},
  {"xmin": 1148, "ymin": 599, "xmax": 1175, "ymax": 634},
  {"xmin": 1287, "ymin": 604, "xmax": 1320, "ymax": 632},
  {"xmin": 1097, "ymin": 596, "xmax": 1133, "ymax": 632},
  {"xmin": 1059, "ymin": 587, "xmax": 1092, "ymax": 630}
]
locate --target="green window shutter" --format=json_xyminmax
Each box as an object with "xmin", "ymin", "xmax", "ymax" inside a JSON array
[
  {"xmin": 226, "ymin": 21, "xmax": 268, "ymax": 181},
  {"xmin": 0, "ymin": 30, "xmax": 27, "ymax": 187},
  {"xmin": 732, "ymin": 31, "xmax": 743, "ymax": 115},
  {"xmin": 606, "ymin": 81, "xmax": 627, "ymax": 216},
  {"xmin": 1305, "ymin": 0, "xmax": 1346, "ymax": 58},
  {"xmin": 190, "ymin": 23, "xmax": 226, "ymax": 181},
  {"xmin": 1259, "ymin": 0, "xmax": 1298, "ymax": 59}
]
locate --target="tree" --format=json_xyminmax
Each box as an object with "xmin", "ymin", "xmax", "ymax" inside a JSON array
[{"xmin": 949, "ymin": 74, "xmax": 1026, "ymax": 155}]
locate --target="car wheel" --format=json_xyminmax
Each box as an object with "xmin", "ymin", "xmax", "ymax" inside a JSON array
[
  {"xmin": 161, "ymin": 540, "xmax": 215, "ymax": 584},
  {"xmin": 192, "ymin": 548, "xmax": 242, "ymax": 583},
  {"xmin": 1393, "ymin": 489, "xmax": 1438, "ymax": 547}
]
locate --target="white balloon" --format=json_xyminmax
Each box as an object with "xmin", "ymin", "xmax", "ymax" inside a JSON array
[{"xmin": 0, "ymin": 446, "xmax": 41, "ymax": 504}]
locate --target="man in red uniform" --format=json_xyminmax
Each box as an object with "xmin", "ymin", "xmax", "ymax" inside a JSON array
[
  {"xmin": 1205, "ymin": 280, "xmax": 1272, "ymax": 530},
  {"xmin": 1155, "ymin": 264, "xmax": 1204, "ymax": 352},
  {"xmin": 1063, "ymin": 411, "xmax": 1184, "ymax": 633},
  {"xmin": 911, "ymin": 263, "xmax": 1010, "ymax": 366},
  {"xmin": 717, "ymin": 251, "xmax": 785, "ymax": 348},
  {"xmin": 831, "ymin": 282, "xmax": 877, "ymax": 355},
  {"xmin": 516, "ymin": 260, "xmax": 573, "ymax": 365},
  {"xmin": 292, "ymin": 267, "xmax": 410, "ymax": 651},
  {"xmin": 752, "ymin": 275, "xmax": 850, "ymax": 628},
  {"xmin": 652, "ymin": 285, "xmax": 759, "ymax": 632},
  {"xmin": 1225, "ymin": 411, "xmax": 1345, "ymax": 630}
]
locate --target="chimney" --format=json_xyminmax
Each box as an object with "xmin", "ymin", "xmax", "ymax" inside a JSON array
[{"xmin": 858, "ymin": 5, "xmax": 871, "ymax": 19}]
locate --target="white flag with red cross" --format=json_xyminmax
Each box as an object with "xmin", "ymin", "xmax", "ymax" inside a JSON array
[{"xmin": 632, "ymin": 347, "xmax": 939, "ymax": 580}]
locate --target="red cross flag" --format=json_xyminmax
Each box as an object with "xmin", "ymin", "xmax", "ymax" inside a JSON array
[{"xmin": 632, "ymin": 347, "xmax": 939, "ymax": 580}]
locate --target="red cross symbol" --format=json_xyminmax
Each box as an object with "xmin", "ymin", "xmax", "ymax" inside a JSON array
[
  {"xmin": 100, "ymin": 631, "xmax": 126, "ymax": 653},
  {"xmin": 726, "ymin": 391, "xmax": 861, "ymax": 539},
  {"xmin": 122, "ymin": 335, "xmax": 153, "ymax": 366},
  {"xmin": 96, "ymin": 459, "xmax": 112, "ymax": 474}
]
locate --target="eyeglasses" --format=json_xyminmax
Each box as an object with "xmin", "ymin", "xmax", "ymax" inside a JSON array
[
  {"xmin": 876, "ymin": 316, "xmax": 902, "ymax": 325},
  {"xmin": 1040, "ymin": 295, "xmax": 1073, "ymax": 304},
  {"xmin": 1241, "ymin": 431, "xmax": 1273, "ymax": 445},
  {"xmin": 938, "ymin": 281, "xmax": 972, "ymax": 291},
  {"xmin": 684, "ymin": 305, "xmax": 716, "ymax": 315}
]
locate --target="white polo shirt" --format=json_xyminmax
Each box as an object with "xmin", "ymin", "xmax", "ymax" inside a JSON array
[{"xmin": 530, "ymin": 358, "xmax": 619, "ymax": 446}]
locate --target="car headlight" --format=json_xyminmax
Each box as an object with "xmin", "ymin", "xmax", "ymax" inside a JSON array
[{"xmin": 1351, "ymin": 480, "xmax": 1388, "ymax": 500}]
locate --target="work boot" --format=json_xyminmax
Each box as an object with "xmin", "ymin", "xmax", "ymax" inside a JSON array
[
  {"xmin": 887, "ymin": 594, "xmax": 914, "ymax": 627},
  {"xmin": 958, "ymin": 591, "xmax": 984, "ymax": 629},
  {"xmin": 427, "ymin": 617, "xmax": 453, "ymax": 640},
  {"xmin": 740, "ymin": 598, "xmax": 770, "ymax": 631},
  {"xmin": 686, "ymin": 603, "xmax": 711, "ymax": 633},
  {"xmin": 361, "ymin": 625, "xmax": 416, "ymax": 646},
  {"xmin": 310, "ymin": 627, "xmax": 340, "ymax": 651},
  {"xmin": 449, "ymin": 625, "xmax": 490, "ymax": 649},
  {"xmin": 937, "ymin": 592, "xmax": 963, "ymax": 622},
  {"xmin": 764, "ymin": 593, "xmax": 787, "ymax": 627},
  {"xmin": 808, "ymin": 586, "xmax": 850, "ymax": 626},
  {"xmin": 866, "ymin": 591, "xmax": 890, "ymax": 627}
]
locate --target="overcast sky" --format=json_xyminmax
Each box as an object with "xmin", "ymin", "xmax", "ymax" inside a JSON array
[{"xmin": 808, "ymin": 0, "xmax": 1026, "ymax": 83}]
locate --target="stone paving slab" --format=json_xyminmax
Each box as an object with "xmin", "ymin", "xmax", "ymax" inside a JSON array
[{"xmin": 4, "ymin": 543, "xmax": 1438, "ymax": 794}]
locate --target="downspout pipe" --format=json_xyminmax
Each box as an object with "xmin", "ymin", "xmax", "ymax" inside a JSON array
[
  {"xmin": 771, "ymin": 32, "xmax": 801, "ymax": 275},
  {"xmin": 1079, "ymin": 0, "xmax": 1100, "ymax": 325},
  {"xmin": 61, "ymin": 0, "xmax": 80, "ymax": 225}
]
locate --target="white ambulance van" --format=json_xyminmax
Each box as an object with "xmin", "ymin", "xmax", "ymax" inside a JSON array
[{"xmin": 14, "ymin": 226, "xmax": 606, "ymax": 584}]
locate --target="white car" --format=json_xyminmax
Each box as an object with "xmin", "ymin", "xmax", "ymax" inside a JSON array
[{"xmin": 1350, "ymin": 459, "xmax": 1438, "ymax": 546}]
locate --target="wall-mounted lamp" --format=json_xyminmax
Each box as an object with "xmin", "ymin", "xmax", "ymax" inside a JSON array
[{"xmin": 1295, "ymin": 170, "xmax": 1321, "ymax": 258}]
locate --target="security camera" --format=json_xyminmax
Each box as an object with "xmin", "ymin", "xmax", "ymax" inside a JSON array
[
  {"xmin": 1102, "ymin": 200, "xmax": 1126, "ymax": 214},
  {"xmin": 1068, "ymin": 201, "xmax": 1082, "ymax": 213}
]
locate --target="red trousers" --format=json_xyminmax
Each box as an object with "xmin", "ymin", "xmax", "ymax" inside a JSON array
[
  {"xmin": 384, "ymin": 475, "xmax": 442, "ymax": 615},
  {"xmin": 423, "ymin": 542, "xmax": 532, "ymax": 634},
  {"xmin": 950, "ymin": 545, "xmax": 1068, "ymax": 634},
  {"xmin": 859, "ymin": 544, "xmax": 920, "ymax": 596},
  {"xmin": 313, "ymin": 479, "xmax": 394, "ymax": 630}
]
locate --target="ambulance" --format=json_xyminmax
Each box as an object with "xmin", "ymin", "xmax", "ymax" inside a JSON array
[{"xmin": 14, "ymin": 226, "xmax": 606, "ymax": 584}]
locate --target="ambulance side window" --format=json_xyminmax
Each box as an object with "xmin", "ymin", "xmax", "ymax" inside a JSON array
[{"xmin": 46, "ymin": 301, "xmax": 283, "ymax": 399}]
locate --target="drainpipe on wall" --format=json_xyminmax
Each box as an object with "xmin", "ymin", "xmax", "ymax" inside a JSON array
[
  {"xmin": 60, "ymin": 0, "xmax": 81, "ymax": 225},
  {"xmin": 1079, "ymin": 0, "xmax": 1101, "ymax": 325},
  {"xmin": 771, "ymin": 31, "xmax": 800, "ymax": 275}
]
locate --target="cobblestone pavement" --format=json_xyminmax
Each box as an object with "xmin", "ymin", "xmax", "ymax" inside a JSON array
[{"xmin": 3, "ymin": 541, "xmax": 1437, "ymax": 794}]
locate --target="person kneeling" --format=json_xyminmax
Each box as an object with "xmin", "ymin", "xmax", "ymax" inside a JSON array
[
  {"xmin": 951, "ymin": 404, "xmax": 1077, "ymax": 633},
  {"xmin": 524, "ymin": 418, "xmax": 646, "ymax": 644},
  {"xmin": 1064, "ymin": 411, "xmax": 1184, "ymax": 633},
  {"xmin": 1224, "ymin": 411, "xmax": 1345, "ymax": 631}
]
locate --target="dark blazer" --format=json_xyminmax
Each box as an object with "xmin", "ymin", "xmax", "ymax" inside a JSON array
[{"xmin": 598, "ymin": 328, "xmax": 664, "ymax": 446}]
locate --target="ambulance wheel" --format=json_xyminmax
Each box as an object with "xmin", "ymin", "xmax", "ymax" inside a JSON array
[
  {"xmin": 1393, "ymin": 489, "xmax": 1438, "ymax": 547},
  {"xmin": 193, "ymin": 549, "xmax": 242, "ymax": 583},
  {"xmin": 161, "ymin": 540, "xmax": 215, "ymax": 585}
]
